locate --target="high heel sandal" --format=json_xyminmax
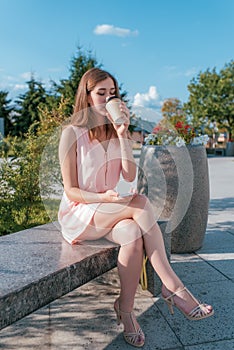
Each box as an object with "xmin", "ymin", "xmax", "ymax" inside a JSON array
[
  {"xmin": 162, "ymin": 286, "xmax": 214, "ymax": 321},
  {"xmin": 114, "ymin": 298, "xmax": 145, "ymax": 348}
]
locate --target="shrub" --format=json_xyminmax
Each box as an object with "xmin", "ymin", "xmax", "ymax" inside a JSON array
[{"xmin": 0, "ymin": 98, "xmax": 68, "ymax": 235}]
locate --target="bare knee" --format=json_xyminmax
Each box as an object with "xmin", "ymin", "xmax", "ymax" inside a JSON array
[
  {"xmin": 131, "ymin": 194, "xmax": 151, "ymax": 210},
  {"xmin": 120, "ymin": 221, "xmax": 143, "ymax": 250},
  {"xmin": 108, "ymin": 219, "xmax": 143, "ymax": 248}
]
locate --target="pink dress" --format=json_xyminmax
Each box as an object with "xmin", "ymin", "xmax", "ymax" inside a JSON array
[{"xmin": 58, "ymin": 126, "xmax": 122, "ymax": 244}]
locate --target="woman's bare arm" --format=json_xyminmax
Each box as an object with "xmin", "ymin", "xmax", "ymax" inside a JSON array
[{"xmin": 119, "ymin": 135, "xmax": 137, "ymax": 182}]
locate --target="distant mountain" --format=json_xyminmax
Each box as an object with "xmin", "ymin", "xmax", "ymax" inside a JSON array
[
  {"xmin": 130, "ymin": 117, "xmax": 155, "ymax": 134},
  {"xmin": 131, "ymin": 105, "xmax": 162, "ymax": 124},
  {"xmin": 130, "ymin": 105, "xmax": 162, "ymax": 133}
]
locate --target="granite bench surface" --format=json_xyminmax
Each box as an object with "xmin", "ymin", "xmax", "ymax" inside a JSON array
[
  {"xmin": 0, "ymin": 223, "xmax": 119, "ymax": 330},
  {"xmin": 0, "ymin": 220, "xmax": 169, "ymax": 331}
]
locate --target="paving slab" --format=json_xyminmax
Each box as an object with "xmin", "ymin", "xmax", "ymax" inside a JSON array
[
  {"xmin": 198, "ymin": 258, "xmax": 234, "ymax": 280},
  {"xmin": 0, "ymin": 269, "xmax": 182, "ymax": 350},
  {"xmin": 185, "ymin": 339, "xmax": 234, "ymax": 350},
  {"xmin": 155, "ymin": 280, "xmax": 234, "ymax": 347},
  {"xmin": 170, "ymin": 253, "xmax": 227, "ymax": 285},
  {"xmin": 199, "ymin": 229, "xmax": 234, "ymax": 252},
  {"xmin": 196, "ymin": 227, "xmax": 234, "ymax": 280}
]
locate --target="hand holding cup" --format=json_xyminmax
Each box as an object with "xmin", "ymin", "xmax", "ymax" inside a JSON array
[{"xmin": 106, "ymin": 96, "xmax": 127, "ymax": 125}]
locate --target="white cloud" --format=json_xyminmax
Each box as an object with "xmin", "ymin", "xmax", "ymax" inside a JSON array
[
  {"xmin": 164, "ymin": 65, "xmax": 199, "ymax": 78},
  {"xmin": 13, "ymin": 84, "xmax": 27, "ymax": 91},
  {"xmin": 184, "ymin": 67, "xmax": 199, "ymax": 77},
  {"xmin": 93, "ymin": 24, "xmax": 138, "ymax": 37},
  {"xmin": 164, "ymin": 65, "xmax": 177, "ymax": 72},
  {"xmin": 4, "ymin": 75, "xmax": 15, "ymax": 81},
  {"xmin": 20, "ymin": 72, "xmax": 32, "ymax": 80},
  {"xmin": 133, "ymin": 86, "xmax": 162, "ymax": 108},
  {"xmin": 131, "ymin": 86, "xmax": 163, "ymax": 123},
  {"xmin": 0, "ymin": 73, "xmax": 30, "ymax": 94},
  {"xmin": 47, "ymin": 67, "xmax": 63, "ymax": 72}
]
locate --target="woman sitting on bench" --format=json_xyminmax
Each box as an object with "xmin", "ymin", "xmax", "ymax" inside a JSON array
[{"xmin": 58, "ymin": 67, "xmax": 214, "ymax": 348}]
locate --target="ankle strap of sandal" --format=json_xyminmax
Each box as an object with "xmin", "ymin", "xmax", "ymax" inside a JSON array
[{"xmin": 165, "ymin": 286, "xmax": 187, "ymax": 300}]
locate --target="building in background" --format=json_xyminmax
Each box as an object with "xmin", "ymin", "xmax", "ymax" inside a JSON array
[{"xmin": 130, "ymin": 117, "xmax": 155, "ymax": 147}]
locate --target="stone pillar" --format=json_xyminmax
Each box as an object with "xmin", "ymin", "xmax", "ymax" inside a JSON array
[
  {"xmin": 137, "ymin": 145, "xmax": 209, "ymax": 253},
  {"xmin": 226, "ymin": 142, "xmax": 234, "ymax": 156}
]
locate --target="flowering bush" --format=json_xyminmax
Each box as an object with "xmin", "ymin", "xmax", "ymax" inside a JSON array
[{"xmin": 144, "ymin": 119, "xmax": 209, "ymax": 147}]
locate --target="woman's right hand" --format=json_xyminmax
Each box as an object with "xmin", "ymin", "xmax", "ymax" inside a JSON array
[
  {"xmin": 101, "ymin": 189, "xmax": 135, "ymax": 203},
  {"xmin": 102, "ymin": 190, "xmax": 119, "ymax": 202}
]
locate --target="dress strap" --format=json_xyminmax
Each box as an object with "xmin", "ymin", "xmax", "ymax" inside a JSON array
[{"xmin": 70, "ymin": 125, "xmax": 87, "ymax": 138}]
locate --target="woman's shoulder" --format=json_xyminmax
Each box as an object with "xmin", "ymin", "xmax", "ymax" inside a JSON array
[{"xmin": 61, "ymin": 125, "xmax": 88, "ymax": 137}]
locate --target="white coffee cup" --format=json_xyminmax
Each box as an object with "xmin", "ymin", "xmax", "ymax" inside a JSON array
[{"xmin": 106, "ymin": 96, "xmax": 125, "ymax": 124}]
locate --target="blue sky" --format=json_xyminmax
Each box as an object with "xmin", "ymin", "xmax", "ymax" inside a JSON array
[{"xmin": 0, "ymin": 0, "xmax": 233, "ymax": 121}]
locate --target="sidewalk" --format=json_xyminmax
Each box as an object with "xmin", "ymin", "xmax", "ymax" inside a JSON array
[{"xmin": 0, "ymin": 156, "xmax": 234, "ymax": 349}]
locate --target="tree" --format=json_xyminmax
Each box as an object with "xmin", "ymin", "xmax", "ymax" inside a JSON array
[
  {"xmin": 0, "ymin": 131, "xmax": 49, "ymax": 234},
  {"xmin": 0, "ymin": 97, "xmax": 69, "ymax": 235},
  {"xmin": 51, "ymin": 46, "xmax": 130, "ymax": 117},
  {"xmin": 52, "ymin": 47, "xmax": 100, "ymax": 115},
  {"xmin": 161, "ymin": 98, "xmax": 185, "ymax": 125},
  {"xmin": 13, "ymin": 76, "xmax": 46, "ymax": 136},
  {"xmin": 0, "ymin": 91, "xmax": 14, "ymax": 136},
  {"xmin": 184, "ymin": 60, "xmax": 234, "ymax": 139}
]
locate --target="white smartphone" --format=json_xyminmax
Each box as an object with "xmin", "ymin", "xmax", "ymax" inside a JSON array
[{"xmin": 119, "ymin": 193, "xmax": 133, "ymax": 197}]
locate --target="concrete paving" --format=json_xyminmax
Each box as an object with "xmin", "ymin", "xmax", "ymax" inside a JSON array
[{"xmin": 0, "ymin": 155, "xmax": 234, "ymax": 349}]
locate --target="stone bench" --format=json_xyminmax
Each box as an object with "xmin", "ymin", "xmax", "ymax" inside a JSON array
[{"xmin": 0, "ymin": 221, "xmax": 170, "ymax": 330}]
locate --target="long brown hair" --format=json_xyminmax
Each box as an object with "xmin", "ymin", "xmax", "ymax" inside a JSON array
[{"xmin": 71, "ymin": 68, "xmax": 120, "ymax": 140}]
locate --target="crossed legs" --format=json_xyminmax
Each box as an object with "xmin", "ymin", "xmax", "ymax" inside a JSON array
[
  {"xmin": 85, "ymin": 194, "xmax": 183, "ymax": 293},
  {"xmin": 78, "ymin": 194, "xmax": 213, "ymax": 332}
]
